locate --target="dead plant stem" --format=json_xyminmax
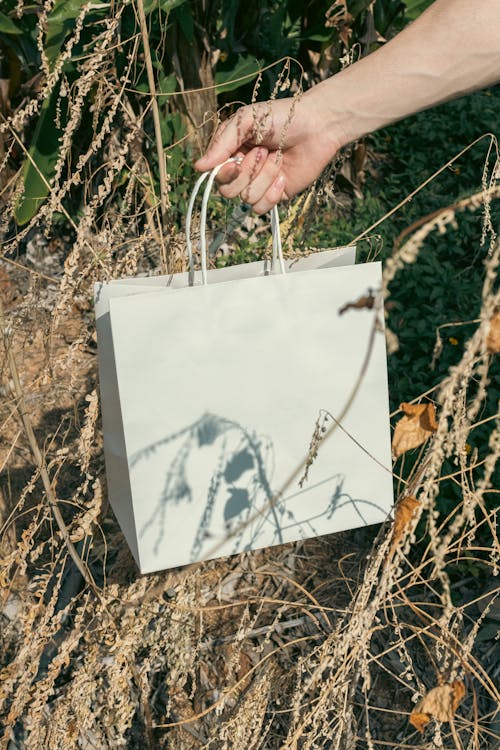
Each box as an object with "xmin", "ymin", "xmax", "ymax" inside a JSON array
[
  {"xmin": 0, "ymin": 295, "xmax": 96, "ymax": 591},
  {"xmin": 154, "ymin": 634, "xmax": 317, "ymax": 728},
  {"xmin": 0, "ymin": 113, "xmax": 107, "ymax": 272},
  {"xmin": 0, "ymin": 256, "xmax": 59, "ymax": 284},
  {"xmin": 393, "ymin": 185, "xmax": 500, "ymax": 250},
  {"xmin": 136, "ymin": 0, "xmax": 170, "ymax": 262}
]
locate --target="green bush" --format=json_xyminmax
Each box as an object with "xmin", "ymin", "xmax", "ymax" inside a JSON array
[{"xmin": 0, "ymin": 0, "xmax": 408, "ymax": 228}]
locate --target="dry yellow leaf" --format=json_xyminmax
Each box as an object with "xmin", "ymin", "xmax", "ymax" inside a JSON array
[
  {"xmin": 409, "ymin": 680, "xmax": 466, "ymax": 733},
  {"xmin": 409, "ymin": 711, "xmax": 431, "ymax": 733},
  {"xmin": 486, "ymin": 311, "xmax": 500, "ymax": 353},
  {"xmin": 390, "ymin": 495, "xmax": 420, "ymax": 556},
  {"xmin": 392, "ymin": 402, "xmax": 438, "ymax": 458},
  {"xmin": 451, "ymin": 680, "xmax": 466, "ymax": 712}
]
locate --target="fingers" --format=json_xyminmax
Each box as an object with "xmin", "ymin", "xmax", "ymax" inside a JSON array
[
  {"xmin": 252, "ymin": 174, "xmax": 286, "ymax": 215},
  {"xmin": 218, "ymin": 147, "xmax": 268, "ymax": 197},
  {"xmin": 216, "ymin": 146, "xmax": 284, "ymax": 213},
  {"xmin": 194, "ymin": 106, "xmax": 255, "ymax": 172},
  {"xmin": 194, "ymin": 104, "xmax": 286, "ymax": 213}
]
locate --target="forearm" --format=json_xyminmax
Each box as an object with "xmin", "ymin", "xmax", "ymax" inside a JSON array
[
  {"xmin": 196, "ymin": 0, "xmax": 500, "ymax": 212},
  {"xmin": 311, "ymin": 0, "xmax": 500, "ymax": 151}
]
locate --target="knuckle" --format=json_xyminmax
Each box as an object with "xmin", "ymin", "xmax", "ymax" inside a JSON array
[
  {"xmin": 218, "ymin": 183, "xmax": 235, "ymax": 198},
  {"xmin": 215, "ymin": 165, "xmax": 236, "ymax": 186},
  {"xmin": 241, "ymin": 185, "xmax": 252, "ymax": 203},
  {"xmin": 253, "ymin": 200, "xmax": 270, "ymax": 215}
]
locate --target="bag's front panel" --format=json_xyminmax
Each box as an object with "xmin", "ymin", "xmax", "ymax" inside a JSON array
[
  {"xmin": 110, "ymin": 262, "xmax": 392, "ymax": 573},
  {"xmin": 94, "ymin": 247, "xmax": 356, "ymax": 571}
]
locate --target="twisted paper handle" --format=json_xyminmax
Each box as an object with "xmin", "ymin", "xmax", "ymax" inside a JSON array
[{"xmin": 186, "ymin": 158, "xmax": 285, "ymax": 285}]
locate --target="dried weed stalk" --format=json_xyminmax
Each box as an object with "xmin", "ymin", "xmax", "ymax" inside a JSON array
[{"xmin": 0, "ymin": 9, "xmax": 499, "ymax": 749}]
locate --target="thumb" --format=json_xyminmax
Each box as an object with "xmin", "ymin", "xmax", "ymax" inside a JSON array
[
  {"xmin": 194, "ymin": 146, "xmax": 233, "ymax": 172},
  {"xmin": 195, "ymin": 108, "xmax": 253, "ymax": 171}
]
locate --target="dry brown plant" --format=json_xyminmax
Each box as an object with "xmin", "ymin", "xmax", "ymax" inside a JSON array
[{"xmin": 0, "ymin": 7, "xmax": 499, "ymax": 750}]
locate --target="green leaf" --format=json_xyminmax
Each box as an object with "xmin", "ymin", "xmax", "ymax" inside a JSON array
[
  {"xmin": 14, "ymin": 90, "xmax": 65, "ymax": 225},
  {"xmin": 173, "ymin": 3, "xmax": 194, "ymax": 41},
  {"xmin": 143, "ymin": 0, "xmax": 188, "ymax": 13},
  {"xmin": 348, "ymin": 0, "xmax": 373, "ymax": 18},
  {"xmin": 160, "ymin": 0, "xmax": 188, "ymax": 10},
  {"xmin": 49, "ymin": 0, "xmax": 91, "ymax": 22},
  {"xmin": 0, "ymin": 11, "xmax": 22, "ymax": 34},
  {"xmin": 374, "ymin": 0, "xmax": 405, "ymax": 34},
  {"xmin": 476, "ymin": 623, "xmax": 499, "ymax": 643},
  {"xmin": 305, "ymin": 32, "xmax": 332, "ymax": 42},
  {"xmin": 45, "ymin": 1, "xmax": 85, "ymax": 68},
  {"xmin": 45, "ymin": 1, "xmax": 107, "ymax": 69},
  {"xmin": 215, "ymin": 55, "xmax": 261, "ymax": 94},
  {"xmin": 403, "ymin": 0, "xmax": 434, "ymax": 20},
  {"xmin": 157, "ymin": 73, "xmax": 177, "ymax": 104}
]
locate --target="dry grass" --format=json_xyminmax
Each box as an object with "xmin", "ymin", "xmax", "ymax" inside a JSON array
[{"xmin": 0, "ymin": 5, "xmax": 499, "ymax": 749}]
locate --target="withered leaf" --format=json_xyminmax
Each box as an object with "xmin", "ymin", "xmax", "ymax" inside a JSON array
[
  {"xmin": 390, "ymin": 495, "xmax": 420, "ymax": 556},
  {"xmin": 409, "ymin": 712, "xmax": 430, "ymax": 733},
  {"xmin": 486, "ymin": 311, "xmax": 500, "ymax": 353},
  {"xmin": 451, "ymin": 679, "xmax": 466, "ymax": 712},
  {"xmin": 339, "ymin": 289, "xmax": 375, "ymax": 315},
  {"xmin": 409, "ymin": 680, "xmax": 466, "ymax": 733},
  {"xmin": 392, "ymin": 402, "xmax": 438, "ymax": 458},
  {"xmin": 237, "ymin": 651, "xmax": 253, "ymax": 683}
]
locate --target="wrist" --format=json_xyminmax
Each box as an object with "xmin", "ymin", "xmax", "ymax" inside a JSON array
[
  {"xmin": 303, "ymin": 73, "xmax": 380, "ymax": 156},
  {"xmin": 300, "ymin": 83, "xmax": 350, "ymax": 158}
]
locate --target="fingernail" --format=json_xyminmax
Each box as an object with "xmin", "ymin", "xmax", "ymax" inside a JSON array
[
  {"xmin": 273, "ymin": 175, "xmax": 285, "ymax": 192},
  {"xmin": 254, "ymin": 147, "xmax": 266, "ymax": 164}
]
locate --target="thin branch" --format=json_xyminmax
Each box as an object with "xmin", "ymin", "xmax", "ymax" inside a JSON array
[
  {"xmin": 350, "ymin": 133, "xmax": 499, "ymax": 245},
  {"xmin": 135, "ymin": 0, "xmax": 170, "ymax": 250}
]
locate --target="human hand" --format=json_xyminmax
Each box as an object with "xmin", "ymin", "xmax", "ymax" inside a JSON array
[{"xmin": 194, "ymin": 91, "xmax": 343, "ymax": 214}]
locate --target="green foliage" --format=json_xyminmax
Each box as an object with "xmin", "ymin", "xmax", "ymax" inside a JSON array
[
  {"xmin": 12, "ymin": 0, "xmax": 115, "ymax": 225},
  {"xmin": 44, "ymin": 0, "xmax": 93, "ymax": 69},
  {"xmin": 9, "ymin": 0, "xmax": 110, "ymax": 224},
  {"xmin": 0, "ymin": 4, "xmax": 39, "ymax": 92},
  {"xmin": 14, "ymin": 89, "xmax": 66, "ymax": 225},
  {"xmin": 305, "ymin": 86, "xmax": 500, "ymax": 406},
  {"xmin": 3, "ymin": 0, "xmax": 415, "ymax": 227},
  {"xmin": 0, "ymin": 11, "xmax": 22, "ymax": 35},
  {"xmin": 214, "ymin": 55, "xmax": 262, "ymax": 94},
  {"xmin": 403, "ymin": 0, "xmax": 434, "ymax": 21},
  {"xmin": 311, "ymin": 86, "xmax": 500, "ymax": 559}
]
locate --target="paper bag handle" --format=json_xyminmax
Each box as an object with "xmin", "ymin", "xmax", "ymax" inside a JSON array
[{"xmin": 186, "ymin": 158, "xmax": 286, "ymax": 286}]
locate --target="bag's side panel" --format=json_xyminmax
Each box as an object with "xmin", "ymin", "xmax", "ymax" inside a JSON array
[{"xmin": 94, "ymin": 285, "xmax": 141, "ymax": 568}]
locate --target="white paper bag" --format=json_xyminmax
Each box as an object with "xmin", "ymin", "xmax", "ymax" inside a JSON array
[{"xmin": 95, "ymin": 165, "xmax": 393, "ymax": 573}]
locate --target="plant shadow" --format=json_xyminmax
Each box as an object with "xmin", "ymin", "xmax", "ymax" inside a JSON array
[{"xmin": 131, "ymin": 411, "xmax": 386, "ymax": 567}]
